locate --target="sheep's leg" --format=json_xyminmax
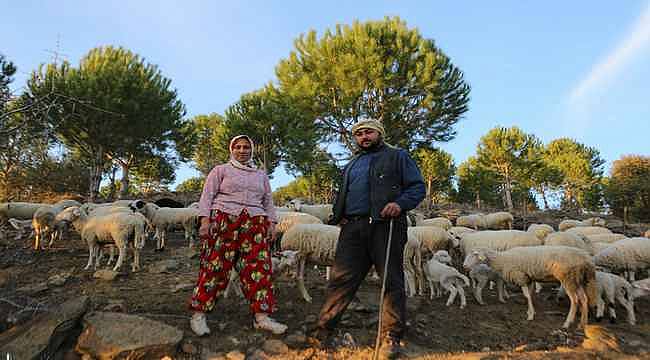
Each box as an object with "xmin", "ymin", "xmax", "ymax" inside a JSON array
[
  {"xmin": 443, "ymin": 282, "xmax": 458, "ymax": 306},
  {"xmin": 562, "ymin": 287, "xmax": 579, "ymax": 328},
  {"xmin": 297, "ymin": 258, "xmax": 312, "ymax": 303},
  {"xmin": 223, "ymin": 270, "xmax": 240, "ymax": 298},
  {"xmin": 428, "ymin": 280, "xmax": 436, "ymax": 300},
  {"xmin": 34, "ymin": 230, "xmax": 40, "ymax": 250},
  {"xmin": 497, "ymin": 279, "xmax": 507, "ymax": 303},
  {"xmin": 132, "ymin": 247, "xmax": 140, "ymax": 272},
  {"xmin": 457, "ymin": 282, "xmax": 467, "ymax": 308},
  {"xmin": 84, "ymin": 244, "xmax": 95, "ymax": 270},
  {"xmin": 113, "ymin": 245, "xmax": 126, "ymax": 272},
  {"xmin": 577, "ymin": 286, "xmax": 589, "ymax": 328},
  {"xmin": 522, "ymin": 285, "xmax": 536, "ymax": 321},
  {"xmin": 107, "ymin": 246, "xmax": 116, "ymax": 266},
  {"xmin": 326, "ymin": 266, "xmax": 331, "ymax": 281},
  {"xmin": 596, "ymin": 296, "xmax": 605, "ymax": 320},
  {"xmin": 617, "ymin": 293, "xmax": 635, "ymax": 325},
  {"xmin": 535, "ymin": 282, "xmax": 542, "ymax": 294},
  {"xmin": 404, "ymin": 271, "xmax": 416, "ymax": 297},
  {"xmin": 628, "ymin": 271, "xmax": 635, "ymax": 282},
  {"xmin": 475, "ymin": 278, "xmax": 487, "ymax": 305}
]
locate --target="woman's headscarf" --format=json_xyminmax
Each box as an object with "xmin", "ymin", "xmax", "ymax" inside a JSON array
[{"xmin": 229, "ymin": 135, "xmax": 257, "ymax": 171}]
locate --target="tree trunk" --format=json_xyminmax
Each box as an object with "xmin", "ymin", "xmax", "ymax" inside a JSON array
[
  {"xmin": 539, "ymin": 186, "xmax": 549, "ymax": 210},
  {"xmin": 475, "ymin": 191, "xmax": 482, "ymax": 210},
  {"xmin": 108, "ymin": 166, "xmax": 117, "ymax": 200},
  {"xmin": 504, "ymin": 176, "xmax": 514, "ymax": 211},
  {"xmin": 426, "ymin": 178, "xmax": 432, "ymax": 210},
  {"xmin": 88, "ymin": 146, "xmax": 104, "ymax": 202},
  {"xmin": 120, "ymin": 162, "xmax": 130, "ymax": 199}
]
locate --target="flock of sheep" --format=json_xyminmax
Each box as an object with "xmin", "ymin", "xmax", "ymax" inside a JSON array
[{"xmin": 2, "ymin": 198, "xmax": 650, "ymax": 330}]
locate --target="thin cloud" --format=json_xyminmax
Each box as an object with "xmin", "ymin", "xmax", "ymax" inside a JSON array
[{"xmin": 569, "ymin": 3, "xmax": 650, "ymax": 104}]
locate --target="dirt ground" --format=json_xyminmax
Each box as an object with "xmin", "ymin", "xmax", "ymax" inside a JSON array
[{"xmin": 1, "ymin": 221, "xmax": 649, "ymax": 359}]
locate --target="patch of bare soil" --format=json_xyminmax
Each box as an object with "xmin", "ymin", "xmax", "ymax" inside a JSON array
[{"xmin": 0, "ymin": 226, "xmax": 649, "ymax": 359}]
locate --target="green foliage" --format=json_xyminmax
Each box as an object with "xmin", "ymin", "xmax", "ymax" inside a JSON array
[
  {"xmin": 454, "ymin": 156, "xmax": 501, "ymax": 208},
  {"xmin": 275, "ymin": 16, "xmax": 470, "ymax": 154},
  {"xmin": 175, "ymin": 176, "xmax": 205, "ymax": 194},
  {"xmin": 27, "ymin": 46, "xmax": 186, "ymax": 199},
  {"xmin": 99, "ymin": 179, "xmax": 137, "ymax": 199},
  {"xmin": 413, "ymin": 146, "xmax": 455, "ymax": 204},
  {"xmin": 178, "ymin": 113, "xmax": 229, "ymax": 175},
  {"xmin": 131, "ymin": 156, "xmax": 176, "ymax": 194},
  {"xmin": 273, "ymin": 174, "xmax": 335, "ymax": 205},
  {"xmin": 0, "ymin": 53, "xmax": 17, "ymax": 109},
  {"xmin": 544, "ymin": 138, "xmax": 605, "ymax": 210},
  {"xmin": 475, "ymin": 126, "xmax": 542, "ymax": 210},
  {"xmin": 604, "ymin": 155, "xmax": 650, "ymax": 221}
]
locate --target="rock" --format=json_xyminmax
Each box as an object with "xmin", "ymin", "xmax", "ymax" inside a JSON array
[
  {"xmin": 172, "ymin": 283, "xmax": 195, "ymax": 293},
  {"xmin": 93, "ymin": 269, "xmax": 119, "ymax": 281},
  {"xmin": 248, "ymin": 349, "xmax": 269, "ymax": 360},
  {"xmin": 582, "ymin": 325, "xmax": 620, "ymax": 352},
  {"xmin": 148, "ymin": 260, "xmax": 180, "ymax": 274},
  {"xmin": 225, "ymin": 350, "xmax": 245, "ymax": 360},
  {"xmin": 48, "ymin": 271, "xmax": 72, "ymax": 287},
  {"xmin": 262, "ymin": 339, "xmax": 289, "ymax": 355},
  {"xmin": 284, "ymin": 333, "xmax": 307, "ymax": 347},
  {"xmin": 0, "ymin": 270, "xmax": 12, "ymax": 288},
  {"xmin": 102, "ymin": 299, "xmax": 127, "ymax": 313},
  {"xmin": 481, "ymin": 347, "xmax": 491, "ymax": 352},
  {"xmin": 75, "ymin": 311, "xmax": 183, "ymax": 359},
  {"xmin": 228, "ymin": 336, "xmax": 241, "ymax": 346},
  {"xmin": 16, "ymin": 282, "xmax": 48, "ymax": 294},
  {"xmin": 304, "ymin": 315, "xmax": 317, "ymax": 324},
  {"xmin": 0, "ymin": 296, "xmax": 90, "ymax": 360}
]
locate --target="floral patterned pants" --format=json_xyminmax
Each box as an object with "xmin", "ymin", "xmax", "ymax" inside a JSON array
[{"xmin": 189, "ymin": 209, "xmax": 276, "ymax": 314}]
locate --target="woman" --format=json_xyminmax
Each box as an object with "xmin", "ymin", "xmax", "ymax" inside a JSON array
[{"xmin": 189, "ymin": 134, "xmax": 287, "ymax": 335}]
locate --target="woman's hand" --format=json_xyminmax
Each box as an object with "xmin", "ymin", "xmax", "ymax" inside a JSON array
[
  {"xmin": 199, "ymin": 217, "xmax": 211, "ymax": 239},
  {"xmin": 268, "ymin": 223, "xmax": 278, "ymax": 243}
]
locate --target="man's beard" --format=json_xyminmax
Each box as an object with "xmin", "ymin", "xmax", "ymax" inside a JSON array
[{"xmin": 357, "ymin": 137, "xmax": 382, "ymax": 151}]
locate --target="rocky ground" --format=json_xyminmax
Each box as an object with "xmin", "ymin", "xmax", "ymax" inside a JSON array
[{"xmin": 0, "ymin": 213, "xmax": 649, "ymax": 359}]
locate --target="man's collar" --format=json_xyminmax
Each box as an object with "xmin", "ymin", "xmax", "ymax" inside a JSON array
[{"xmin": 356, "ymin": 141, "xmax": 385, "ymax": 155}]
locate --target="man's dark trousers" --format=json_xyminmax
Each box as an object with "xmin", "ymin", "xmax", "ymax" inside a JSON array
[{"xmin": 317, "ymin": 215, "xmax": 407, "ymax": 339}]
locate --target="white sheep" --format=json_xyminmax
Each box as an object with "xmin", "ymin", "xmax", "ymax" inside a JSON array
[
  {"xmin": 288, "ymin": 199, "xmax": 333, "ymax": 223},
  {"xmin": 280, "ymin": 223, "xmax": 340, "ymax": 302},
  {"xmin": 133, "ymin": 202, "xmax": 199, "ymax": 250},
  {"xmin": 594, "ymin": 237, "xmax": 650, "ymax": 281},
  {"xmin": 559, "ymin": 217, "xmax": 606, "ymax": 232},
  {"xmin": 543, "ymin": 232, "xmax": 592, "ymax": 253},
  {"xmin": 188, "ymin": 202, "xmax": 199, "ymax": 209},
  {"xmin": 58, "ymin": 206, "xmax": 147, "ymax": 272},
  {"xmin": 483, "ymin": 212, "xmax": 514, "ymax": 230},
  {"xmin": 586, "ymin": 233, "xmax": 627, "ymax": 244},
  {"xmin": 459, "ymin": 230, "xmax": 542, "ymax": 258},
  {"xmin": 32, "ymin": 200, "xmax": 82, "ymax": 249},
  {"xmin": 463, "ymin": 246, "xmax": 597, "ymax": 329},
  {"xmin": 456, "ymin": 214, "xmax": 486, "ymax": 230},
  {"xmin": 448, "ymin": 226, "xmax": 476, "ymax": 238},
  {"xmin": 414, "ymin": 214, "xmax": 452, "ymax": 230},
  {"xmin": 631, "ymin": 277, "xmax": 650, "ymax": 300},
  {"xmin": 0, "ymin": 202, "xmax": 48, "ymax": 221},
  {"xmin": 527, "ymin": 223, "xmax": 555, "ymax": 240},
  {"xmin": 558, "ymin": 271, "xmax": 636, "ymax": 325},
  {"xmin": 407, "ymin": 226, "xmax": 459, "ymax": 293},
  {"xmin": 275, "ymin": 211, "xmax": 322, "ymax": 235},
  {"xmin": 422, "ymin": 250, "xmax": 470, "ymax": 308},
  {"xmin": 467, "ymin": 262, "xmax": 509, "ymax": 305},
  {"xmin": 403, "ymin": 232, "xmax": 423, "ymax": 297},
  {"xmin": 223, "ymin": 250, "xmax": 299, "ymax": 299},
  {"xmin": 566, "ymin": 226, "xmax": 612, "ymax": 237}
]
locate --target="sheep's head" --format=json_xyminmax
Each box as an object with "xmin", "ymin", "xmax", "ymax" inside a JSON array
[
  {"xmin": 433, "ymin": 250, "xmax": 452, "ymax": 264},
  {"xmin": 591, "ymin": 217, "xmax": 607, "ymax": 227},
  {"xmin": 129, "ymin": 200, "xmax": 146, "ymax": 213},
  {"xmin": 463, "ymin": 248, "xmax": 491, "ymax": 270},
  {"xmin": 445, "ymin": 231, "xmax": 460, "ymax": 248},
  {"xmin": 271, "ymin": 250, "xmax": 299, "ymax": 274},
  {"xmin": 288, "ymin": 199, "xmax": 302, "ymax": 211}
]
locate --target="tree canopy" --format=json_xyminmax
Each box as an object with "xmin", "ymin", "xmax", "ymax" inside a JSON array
[{"xmin": 604, "ymin": 155, "xmax": 650, "ymax": 221}]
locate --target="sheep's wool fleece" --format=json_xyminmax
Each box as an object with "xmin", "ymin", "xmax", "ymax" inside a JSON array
[
  {"xmin": 408, "ymin": 226, "xmax": 452, "ymax": 252},
  {"xmin": 594, "ymin": 237, "xmax": 650, "ymax": 271},
  {"xmin": 281, "ymin": 224, "xmax": 340, "ymax": 262},
  {"xmin": 460, "ymin": 230, "xmax": 542, "ymax": 256}
]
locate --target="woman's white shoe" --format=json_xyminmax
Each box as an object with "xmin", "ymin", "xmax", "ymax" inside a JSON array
[
  {"xmin": 253, "ymin": 315, "xmax": 288, "ymax": 335},
  {"xmin": 190, "ymin": 312, "xmax": 211, "ymax": 336}
]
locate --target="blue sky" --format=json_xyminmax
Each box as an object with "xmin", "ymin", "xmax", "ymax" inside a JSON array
[{"xmin": 4, "ymin": 1, "xmax": 650, "ymax": 190}]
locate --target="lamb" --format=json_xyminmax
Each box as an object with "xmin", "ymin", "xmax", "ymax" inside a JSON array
[
  {"xmin": 527, "ymin": 224, "xmax": 555, "ymax": 240},
  {"xmin": 422, "ymin": 250, "xmax": 470, "ymax": 308},
  {"xmin": 0, "ymin": 202, "xmax": 48, "ymax": 221},
  {"xmin": 275, "ymin": 211, "xmax": 322, "ymax": 235},
  {"xmin": 131, "ymin": 201, "xmax": 199, "ymax": 250},
  {"xmin": 459, "ymin": 230, "xmax": 542, "ymax": 258},
  {"xmin": 594, "ymin": 237, "xmax": 650, "ymax": 281},
  {"xmin": 483, "ymin": 212, "xmax": 514, "ymax": 230},
  {"xmin": 223, "ymin": 250, "xmax": 299, "ymax": 298},
  {"xmin": 32, "ymin": 200, "xmax": 82, "ymax": 249},
  {"xmin": 558, "ymin": 271, "xmax": 636, "ymax": 325},
  {"xmin": 543, "ymin": 232, "xmax": 592, "ymax": 253},
  {"xmin": 57, "ymin": 206, "xmax": 147, "ymax": 272},
  {"xmin": 280, "ymin": 223, "xmax": 340, "ymax": 302},
  {"xmin": 407, "ymin": 226, "xmax": 458, "ymax": 254},
  {"xmin": 414, "ymin": 214, "xmax": 452, "ymax": 230},
  {"xmin": 288, "ymin": 199, "xmax": 333, "ymax": 223},
  {"xmin": 463, "ymin": 246, "xmax": 597, "ymax": 328},
  {"xmin": 403, "ymin": 232, "xmax": 423, "ymax": 297},
  {"xmin": 559, "ymin": 217, "xmax": 606, "ymax": 232},
  {"xmin": 467, "ymin": 262, "xmax": 508, "ymax": 305},
  {"xmin": 631, "ymin": 277, "xmax": 650, "ymax": 300},
  {"xmin": 456, "ymin": 214, "xmax": 486, "ymax": 230},
  {"xmin": 566, "ymin": 226, "xmax": 612, "ymax": 237}
]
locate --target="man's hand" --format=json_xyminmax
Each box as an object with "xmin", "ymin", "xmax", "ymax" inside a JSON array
[
  {"xmin": 380, "ymin": 202, "xmax": 402, "ymax": 218},
  {"xmin": 198, "ymin": 217, "xmax": 211, "ymax": 239},
  {"xmin": 268, "ymin": 223, "xmax": 278, "ymax": 243}
]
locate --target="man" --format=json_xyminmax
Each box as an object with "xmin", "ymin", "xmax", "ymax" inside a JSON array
[{"xmin": 310, "ymin": 118, "xmax": 426, "ymax": 359}]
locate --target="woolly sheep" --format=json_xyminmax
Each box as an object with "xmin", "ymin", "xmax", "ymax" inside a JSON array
[
  {"xmin": 631, "ymin": 277, "xmax": 650, "ymax": 300},
  {"xmin": 463, "ymin": 246, "xmax": 597, "ymax": 328},
  {"xmin": 188, "ymin": 202, "xmax": 199, "ymax": 209},
  {"xmin": 467, "ymin": 262, "xmax": 508, "ymax": 305},
  {"xmin": 483, "ymin": 212, "xmax": 514, "ymax": 230},
  {"xmin": 645, "ymin": 230, "xmax": 650, "ymax": 239},
  {"xmin": 586, "ymin": 233, "xmax": 627, "ymax": 244},
  {"xmin": 566, "ymin": 226, "xmax": 612, "ymax": 237},
  {"xmin": 280, "ymin": 223, "xmax": 340, "ymax": 302},
  {"xmin": 408, "ymin": 226, "xmax": 458, "ymax": 254},
  {"xmin": 288, "ymin": 199, "xmax": 333, "ymax": 223},
  {"xmin": 0, "ymin": 202, "xmax": 48, "ymax": 221},
  {"xmin": 422, "ymin": 250, "xmax": 470, "ymax": 308},
  {"xmin": 559, "ymin": 217, "xmax": 606, "ymax": 232},
  {"xmin": 459, "ymin": 230, "xmax": 542, "ymax": 258},
  {"xmin": 456, "ymin": 214, "xmax": 486, "ymax": 230},
  {"xmin": 224, "ymin": 250, "xmax": 299, "ymax": 299},
  {"xmin": 132, "ymin": 201, "xmax": 199, "ymax": 250},
  {"xmin": 403, "ymin": 232, "xmax": 423, "ymax": 297},
  {"xmin": 414, "ymin": 214, "xmax": 452, "ymax": 230},
  {"xmin": 32, "ymin": 200, "xmax": 81, "ymax": 249},
  {"xmin": 275, "ymin": 211, "xmax": 322, "ymax": 235},
  {"xmin": 594, "ymin": 237, "xmax": 650, "ymax": 281},
  {"xmin": 558, "ymin": 271, "xmax": 636, "ymax": 325},
  {"xmin": 527, "ymin": 223, "xmax": 555, "ymax": 240},
  {"xmin": 58, "ymin": 206, "xmax": 147, "ymax": 272},
  {"xmin": 543, "ymin": 232, "xmax": 592, "ymax": 253}
]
